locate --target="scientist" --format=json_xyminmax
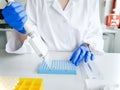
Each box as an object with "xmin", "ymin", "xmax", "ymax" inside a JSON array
[{"xmin": 2, "ymin": 0, "xmax": 104, "ymax": 66}]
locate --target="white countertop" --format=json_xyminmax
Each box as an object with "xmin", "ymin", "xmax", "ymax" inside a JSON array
[
  {"xmin": 0, "ymin": 50, "xmax": 85, "ymax": 90},
  {"xmin": 0, "ymin": 50, "xmax": 120, "ymax": 90}
]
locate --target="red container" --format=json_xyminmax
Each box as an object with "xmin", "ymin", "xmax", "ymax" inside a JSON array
[{"xmin": 106, "ymin": 14, "xmax": 120, "ymax": 27}]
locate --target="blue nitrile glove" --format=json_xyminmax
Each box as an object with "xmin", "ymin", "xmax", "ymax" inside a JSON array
[
  {"xmin": 2, "ymin": 2, "xmax": 27, "ymax": 34},
  {"xmin": 70, "ymin": 44, "xmax": 95, "ymax": 66}
]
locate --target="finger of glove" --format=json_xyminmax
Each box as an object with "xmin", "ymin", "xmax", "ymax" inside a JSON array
[
  {"xmin": 84, "ymin": 51, "xmax": 91, "ymax": 63},
  {"xmin": 90, "ymin": 53, "xmax": 95, "ymax": 61},
  {"xmin": 2, "ymin": 2, "xmax": 21, "ymax": 10},
  {"xmin": 3, "ymin": 7, "xmax": 24, "ymax": 16},
  {"xmin": 11, "ymin": 15, "xmax": 27, "ymax": 31},
  {"xmin": 2, "ymin": 6, "xmax": 25, "ymax": 22},
  {"xmin": 70, "ymin": 48, "xmax": 81, "ymax": 64},
  {"xmin": 78, "ymin": 46, "xmax": 87, "ymax": 60},
  {"xmin": 12, "ymin": 10, "xmax": 27, "ymax": 22},
  {"xmin": 4, "ymin": 9, "xmax": 27, "ymax": 27},
  {"xmin": 2, "ymin": 3, "xmax": 24, "ymax": 22},
  {"xmin": 75, "ymin": 48, "xmax": 86, "ymax": 66},
  {"xmin": 2, "ymin": 2, "xmax": 23, "ymax": 14},
  {"xmin": 11, "ymin": 2, "xmax": 23, "ymax": 8},
  {"xmin": 3, "ymin": 11, "xmax": 26, "ymax": 26},
  {"xmin": 18, "ymin": 28, "xmax": 26, "ymax": 34},
  {"xmin": 70, "ymin": 47, "xmax": 79, "ymax": 61},
  {"xmin": 74, "ymin": 55, "xmax": 82, "ymax": 66}
]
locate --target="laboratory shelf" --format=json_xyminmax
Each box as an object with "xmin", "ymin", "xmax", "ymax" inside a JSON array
[{"xmin": 0, "ymin": 28, "xmax": 13, "ymax": 31}]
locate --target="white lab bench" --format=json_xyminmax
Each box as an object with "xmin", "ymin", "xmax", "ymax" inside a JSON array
[{"xmin": 0, "ymin": 49, "xmax": 120, "ymax": 90}]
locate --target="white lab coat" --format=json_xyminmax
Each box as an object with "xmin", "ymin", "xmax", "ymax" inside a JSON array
[{"xmin": 6, "ymin": 0, "xmax": 104, "ymax": 54}]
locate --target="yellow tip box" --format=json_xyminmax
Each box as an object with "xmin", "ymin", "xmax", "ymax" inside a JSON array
[{"xmin": 13, "ymin": 78, "xmax": 44, "ymax": 90}]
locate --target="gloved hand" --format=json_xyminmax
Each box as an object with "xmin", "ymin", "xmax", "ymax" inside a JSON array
[
  {"xmin": 70, "ymin": 44, "xmax": 95, "ymax": 66},
  {"xmin": 2, "ymin": 2, "xmax": 27, "ymax": 34}
]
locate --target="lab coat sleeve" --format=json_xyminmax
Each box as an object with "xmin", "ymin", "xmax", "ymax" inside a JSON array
[
  {"xmin": 83, "ymin": 0, "xmax": 104, "ymax": 54},
  {"xmin": 6, "ymin": 30, "xmax": 34, "ymax": 54},
  {"xmin": 6, "ymin": 0, "xmax": 46, "ymax": 54}
]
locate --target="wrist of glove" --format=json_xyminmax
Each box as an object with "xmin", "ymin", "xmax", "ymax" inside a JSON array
[
  {"xmin": 2, "ymin": 2, "xmax": 27, "ymax": 34},
  {"xmin": 70, "ymin": 43, "xmax": 95, "ymax": 66}
]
